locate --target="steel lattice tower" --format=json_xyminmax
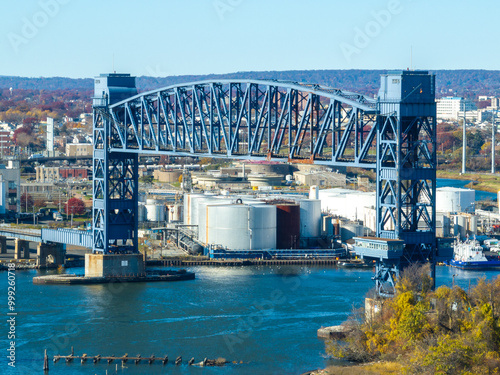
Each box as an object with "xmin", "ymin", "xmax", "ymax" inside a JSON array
[
  {"xmin": 374, "ymin": 71, "xmax": 437, "ymax": 293},
  {"xmin": 92, "ymin": 74, "xmax": 139, "ymax": 254}
]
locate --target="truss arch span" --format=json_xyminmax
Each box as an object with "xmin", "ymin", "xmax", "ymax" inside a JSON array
[{"xmin": 99, "ymin": 79, "xmax": 379, "ymax": 167}]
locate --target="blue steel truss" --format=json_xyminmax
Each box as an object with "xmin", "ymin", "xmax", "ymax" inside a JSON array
[
  {"xmin": 106, "ymin": 79, "xmax": 379, "ymax": 167},
  {"xmin": 92, "ymin": 72, "xmax": 436, "ymax": 274}
]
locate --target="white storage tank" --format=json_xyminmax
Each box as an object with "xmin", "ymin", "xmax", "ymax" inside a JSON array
[
  {"xmin": 206, "ymin": 204, "xmax": 276, "ymax": 250},
  {"xmin": 341, "ymin": 222, "xmax": 364, "ymax": 242},
  {"xmin": 183, "ymin": 193, "xmax": 217, "ymax": 226},
  {"xmin": 198, "ymin": 198, "xmax": 232, "ymax": 243},
  {"xmin": 453, "ymin": 215, "xmax": 460, "ymax": 237},
  {"xmin": 318, "ymin": 188, "xmax": 375, "ymax": 221},
  {"xmin": 146, "ymin": 201, "xmax": 166, "ymax": 222},
  {"xmin": 436, "ymin": 187, "xmax": 475, "ymax": 213},
  {"xmin": 309, "ymin": 185, "xmax": 319, "ymax": 200},
  {"xmin": 183, "ymin": 193, "xmax": 204, "ymax": 225},
  {"xmin": 137, "ymin": 203, "xmax": 146, "ymax": 222},
  {"xmin": 458, "ymin": 215, "xmax": 467, "ymax": 238},
  {"xmin": 298, "ymin": 199, "xmax": 321, "ymax": 238},
  {"xmin": 469, "ymin": 215, "xmax": 478, "ymax": 235},
  {"xmin": 168, "ymin": 204, "xmax": 182, "ymax": 222},
  {"xmin": 146, "ymin": 198, "xmax": 158, "ymax": 205}
]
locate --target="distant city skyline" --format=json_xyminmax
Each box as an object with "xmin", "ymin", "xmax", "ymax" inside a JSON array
[{"xmin": 1, "ymin": 0, "xmax": 499, "ymax": 78}]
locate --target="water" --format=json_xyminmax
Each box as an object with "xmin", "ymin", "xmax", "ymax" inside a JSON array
[
  {"xmin": 2, "ymin": 265, "xmax": 500, "ymax": 375},
  {"xmin": 437, "ymin": 178, "xmax": 497, "ymax": 202}
]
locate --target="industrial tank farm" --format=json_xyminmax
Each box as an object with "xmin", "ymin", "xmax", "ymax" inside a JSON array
[
  {"xmin": 183, "ymin": 192, "xmax": 331, "ymax": 254},
  {"xmin": 206, "ymin": 204, "xmax": 277, "ymax": 250}
]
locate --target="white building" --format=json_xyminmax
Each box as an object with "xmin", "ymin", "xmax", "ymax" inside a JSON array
[
  {"xmin": 436, "ymin": 97, "xmax": 477, "ymax": 121},
  {"xmin": 66, "ymin": 143, "xmax": 93, "ymax": 157},
  {"xmin": 293, "ymin": 171, "xmax": 346, "ymax": 187}
]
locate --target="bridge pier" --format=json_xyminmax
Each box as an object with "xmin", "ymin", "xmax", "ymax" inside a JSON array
[
  {"xmin": 85, "ymin": 254, "xmax": 146, "ymax": 277},
  {"xmin": 37, "ymin": 243, "xmax": 65, "ymax": 267},
  {"xmin": 85, "ymin": 253, "xmax": 145, "ymax": 278},
  {"xmin": 15, "ymin": 239, "xmax": 30, "ymax": 260},
  {"xmin": 0, "ymin": 236, "xmax": 6, "ymax": 254}
]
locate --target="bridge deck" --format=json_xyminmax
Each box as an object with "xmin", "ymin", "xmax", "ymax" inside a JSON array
[{"xmin": 0, "ymin": 228, "xmax": 92, "ymax": 248}]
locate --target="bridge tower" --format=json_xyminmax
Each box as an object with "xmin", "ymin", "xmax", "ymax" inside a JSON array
[
  {"xmin": 373, "ymin": 71, "xmax": 437, "ymax": 295},
  {"xmin": 92, "ymin": 74, "xmax": 139, "ymax": 255}
]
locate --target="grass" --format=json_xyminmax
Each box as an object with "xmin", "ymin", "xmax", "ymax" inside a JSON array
[{"xmin": 317, "ymin": 362, "xmax": 402, "ymax": 375}]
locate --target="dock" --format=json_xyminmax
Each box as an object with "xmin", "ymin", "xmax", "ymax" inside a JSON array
[
  {"xmin": 52, "ymin": 352, "xmax": 228, "ymax": 367},
  {"xmin": 147, "ymin": 258, "xmax": 343, "ymax": 267},
  {"xmin": 33, "ymin": 269, "xmax": 195, "ymax": 284},
  {"xmin": 317, "ymin": 325, "xmax": 351, "ymax": 340}
]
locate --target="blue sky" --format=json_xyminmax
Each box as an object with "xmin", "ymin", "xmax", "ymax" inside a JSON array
[{"xmin": 0, "ymin": 0, "xmax": 498, "ymax": 78}]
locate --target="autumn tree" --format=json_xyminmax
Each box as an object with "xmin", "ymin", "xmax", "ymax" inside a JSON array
[
  {"xmin": 33, "ymin": 198, "xmax": 47, "ymax": 210},
  {"xmin": 328, "ymin": 267, "xmax": 500, "ymax": 374},
  {"xmin": 20, "ymin": 192, "xmax": 34, "ymax": 212},
  {"xmin": 65, "ymin": 197, "xmax": 86, "ymax": 215}
]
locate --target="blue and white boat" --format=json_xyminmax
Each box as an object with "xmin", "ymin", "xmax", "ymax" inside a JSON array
[{"xmin": 451, "ymin": 238, "xmax": 500, "ymax": 270}]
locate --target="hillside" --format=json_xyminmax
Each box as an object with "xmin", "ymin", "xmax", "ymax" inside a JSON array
[{"xmin": 1, "ymin": 69, "xmax": 500, "ymax": 97}]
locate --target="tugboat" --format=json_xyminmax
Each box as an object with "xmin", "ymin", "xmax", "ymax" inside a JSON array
[{"xmin": 451, "ymin": 237, "xmax": 500, "ymax": 270}]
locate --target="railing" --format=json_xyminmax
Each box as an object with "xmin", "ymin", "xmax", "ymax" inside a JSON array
[
  {"xmin": 41, "ymin": 228, "xmax": 92, "ymax": 248},
  {"xmin": 0, "ymin": 228, "xmax": 41, "ymax": 242}
]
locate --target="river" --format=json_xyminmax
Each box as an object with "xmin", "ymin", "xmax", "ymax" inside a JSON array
[
  {"xmin": 437, "ymin": 178, "xmax": 497, "ymax": 202},
  {"xmin": 3, "ymin": 265, "xmax": 500, "ymax": 375}
]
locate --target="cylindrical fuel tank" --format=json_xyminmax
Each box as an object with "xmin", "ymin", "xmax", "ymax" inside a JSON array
[
  {"xmin": 183, "ymin": 193, "xmax": 204, "ymax": 225},
  {"xmin": 198, "ymin": 198, "xmax": 232, "ymax": 244},
  {"xmin": 169, "ymin": 204, "xmax": 182, "ymax": 222},
  {"xmin": 298, "ymin": 199, "xmax": 321, "ymax": 238},
  {"xmin": 138, "ymin": 203, "xmax": 146, "ymax": 222},
  {"xmin": 309, "ymin": 185, "xmax": 319, "ymax": 200},
  {"xmin": 146, "ymin": 201, "xmax": 165, "ymax": 222},
  {"xmin": 206, "ymin": 204, "xmax": 276, "ymax": 250}
]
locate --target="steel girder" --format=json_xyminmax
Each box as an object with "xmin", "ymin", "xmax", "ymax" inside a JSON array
[{"xmin": 106, "ymin": 80, "xmax": 378, "ymax": 168}]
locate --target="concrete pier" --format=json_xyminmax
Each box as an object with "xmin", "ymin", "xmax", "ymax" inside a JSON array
[
  {"xmin": 0, "ymin": 236, "xmax": 6, "ymax": 254},
  {"xmin": 317, "ymin": 325, "xmax": 350, "ymax": 340},
  {"xmin": 14, "ymin": 239, "xmax": 30, "ymax": 260},
  {"xmin": 85, "ymin": 253, "xmax": 145, "ymax": 278},
  {"xmin": 37, "ymin": 243, "xmax": 65, "ymax": 267}
]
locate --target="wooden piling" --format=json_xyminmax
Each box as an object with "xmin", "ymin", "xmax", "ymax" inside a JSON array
[{"xmin": 43, "ymin": 349, "xmax": 49, "ymax": 372}]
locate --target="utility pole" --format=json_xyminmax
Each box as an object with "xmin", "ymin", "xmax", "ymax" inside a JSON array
[
  {"xmin": 462, "ymin": 98, "xmax": 467, "ymax": 174},
  {"xmin": 493, "ymin": 109, "xmax": 497, "ymax": 174}
]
